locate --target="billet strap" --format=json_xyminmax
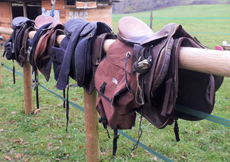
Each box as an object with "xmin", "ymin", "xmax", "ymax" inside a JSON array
[
  {"xmin": 174, "ymin": 120, "xmax": 180, "ymax": 142},
  {"xmin": 32, "ymin": 70, "xmax": 39, "ymax": 109},
  {"xmin": 3, "ymin": 50, "xmax": 6, "ymax": 57},
  {"xmin": 99, "ymin": 116, "xmax": 110, "ymax": 139},
  {"xmin": 13, "ymin": 60, "xmax": 15, "ymax": 84},
  {"xmin": 35, "ymin": 71, "xmax": 39, "ymax": 109},
  {"xmin": 124, "ymin": 52, "xmax": 132, "ymax": 93},
  {"xmin": 63, "ymin": 89, "xmax": 65, "ymax": 108},
  {"xmin": 113, "ymin": 125, "xmax": 119, "ymax": 156},
  {"xmin": 66, "ymin": 84, "xmax": 69, "ymax": 132},
  {"xmin": 31, "ymin": 71, "xmax": 40, "ymax": 109},
  {"xmin": 65, "ymin": 83, "xmax": 78, "ymax": 132}
]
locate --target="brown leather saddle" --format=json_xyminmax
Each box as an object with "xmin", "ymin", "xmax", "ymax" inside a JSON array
[
  {"xmin": 33, "ymin": 15, "xmax": 64, "ymax": 81},
  {"xmin": 117, "ymin": 16, "xmax": 224, "ymax": 130},
  {"xmin": 35, "ymin": 15, "xmax": 57, "ymax": 29},
  {"xmin": 117, "ymin": 16, "xmax": 177, "ymax": 128}
]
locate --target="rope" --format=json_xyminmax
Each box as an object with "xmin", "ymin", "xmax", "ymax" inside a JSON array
[
  {"xmin": 175, "ymin": 105, "xmax": 230, "ymax": 127},
  {"xmin": 118, "ymin": 130, "xmax": 173, "ymax": 162}
]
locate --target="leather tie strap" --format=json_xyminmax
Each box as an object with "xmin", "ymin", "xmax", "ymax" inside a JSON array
[
  {"xmin": 174, "ymin": 120, "xmax": 180, "ymax": 142},
  {"xmin": 113, "ymin": 125, "xmax": 119, "ymax": 156}
]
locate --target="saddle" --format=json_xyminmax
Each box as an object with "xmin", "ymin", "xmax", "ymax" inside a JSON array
[
  {"xmin": 95, "ymin": 16, "xmax": 224, "ymax": 155},
  {"xmin": 64, "ymin": 18, "xmax": 88, "ymax": 38},
  {"xmin": 56, "ymin": 18, "xmax": 114, "ymax": 94},
  {"xmin": 4, "ymin": 17, "xmax": 35, "ymax": 66},
  {"xmin": 117, "ymin": 16, "xmax": 169, "ymax": 45},
  {"xmin": 29, "ymin": 15, "xmax": 64, "ymax": 81},
  {"xmin": 117, "ymin": 16, "xmax": 224, "ymax": 126},
  {"xmin": 3, "ymin": 17, "xmax": 35, "ymax": 84}
]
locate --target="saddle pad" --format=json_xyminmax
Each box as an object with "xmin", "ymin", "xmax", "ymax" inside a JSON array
[
  {"xmin": 172, "ymin": 37, "xmax": 224, "ymax": 121},
  {"xmin": 50, "ymin": 36, "xmax": 69, "ymax": 81}
]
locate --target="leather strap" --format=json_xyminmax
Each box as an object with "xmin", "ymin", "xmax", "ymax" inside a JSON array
[
  {"xmin": 113, "ymin": 125, "xmax": 119, "ymax": 156},
  {"xmin": 174, "ymin": 120, "xmax": 180, "ymax": 142}
]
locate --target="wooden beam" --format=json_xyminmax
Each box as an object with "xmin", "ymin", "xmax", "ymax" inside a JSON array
[
  {"xmin": 23, "ymin": 2, "xmax": 27, "ymax": 17},
  {"xmin": 9, "ymin": 1, "xmax": 13, "ymax": 22},
  {"xmin": 23, "ymin": 61, "xmax": 33, "ymax": 114},
  {"xmin": 2, "ymin": 27, "xmax": 230, "ymax": 77}
]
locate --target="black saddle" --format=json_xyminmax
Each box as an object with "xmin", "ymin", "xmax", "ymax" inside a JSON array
[
  {"xmin": 56, "ymin": 18, "xmax": 114, "ymax": 94},
  {"xmin": 4, "ymin": 16, "xmax": 35, "ymax": 67}
]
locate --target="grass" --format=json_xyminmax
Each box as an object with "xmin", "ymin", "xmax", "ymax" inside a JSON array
[{"xmin": 1, "ymin": 4, "xmax": 230, "ymax": 162}]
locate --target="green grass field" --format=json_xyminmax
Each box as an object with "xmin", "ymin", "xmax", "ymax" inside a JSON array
[{"xmin": 1, "ymin": 4, "xmax": 230, "ymax": 162}]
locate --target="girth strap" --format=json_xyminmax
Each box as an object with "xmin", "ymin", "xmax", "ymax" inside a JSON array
[
  {"xmin": 174, "ymin": 120, "xmax": 180, "ymax": 142},
  {"xmin": 31, "ymin": 71, "xmax": 40, "ymax": 109},
  {"xmin": 66, "ymin": 84, "xmax": 69, "ymax": 132},
  {"xmin": 12, "ymin": 60, "xmax": 15, "ymax": 84},
  {"xmin": 113, "ymin": 125, "xmax": 119, "ymax": 156}
]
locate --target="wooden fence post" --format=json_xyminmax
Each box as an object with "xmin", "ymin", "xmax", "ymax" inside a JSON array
[
  {"xmin": 23, "ymin": 61, "xmax": 33, "ymax": 114},
  {"xmin": 84, "ymin": 89, "xmax": 100, "ymax": 162}
]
